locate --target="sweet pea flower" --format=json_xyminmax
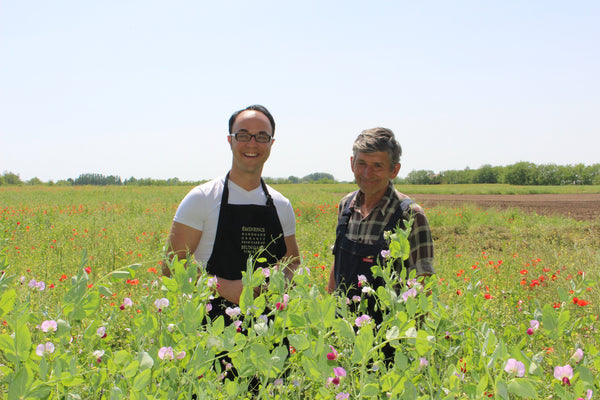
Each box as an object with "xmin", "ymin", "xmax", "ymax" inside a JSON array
[
  {"xmin": 380, "ymin": 249, "xmax": 391, "ymax": 259},
  {"xmin": 261, "ymin": 268, "xmax": 270, "ymax": 278},
  {"xmin": 554, "ymin": 365, "xmax": 574, "ymax": 386},
  {"xmin": 36, "ymin": 342, "xmax": 55, "ymax": 356},
  {"xmin": 327, "ymin": 345, "xmax": 339, "ymax": 361},
  {"xmin": 234, "ymin": 320, "xmax": 242, "ymax": 332},
  {"xmin": 39, "ymin": 320, "xmax": 58, "ymax": 332},
  {"xmin": 530, "ymin": 319, "xmax": 539, "ymax": 331},
  {"xmin": 154, "ymin": 298, "xmax": 169, "ymax": 311},
  {"xmin": 402, "ymin": 287, "xmax": 417, "ymax": 302},
  {"xmin": 571, "ymin": 348, "xmax": 584, "ymax": 363},
  {"xmin": 207, "ymin": 276, "xmax": 219, "ymax": 289},
  {"xmin": 351, "ymin": 295, "xmax": 361, "ymax": 303},
  {"xmin": 504, "ymin": 358, "xmax": 525, "ymax": 377},
  {"xmin": 122, "ymin": 297, "xmax": 133, "ymax": 307},
  {"xmin": 225, "ymin": 306, "xmax": 241, "ymax": 318},
  {"xmin": 336, "ymin": 393, "xmax": 350, "ymax": 400},
  {"xmin": 276, "ymin": 294, "xmax": 290, "ymax": 311},
  {"xmin": 355, "ymin": 314, "xmax": 371, "ymax": 327},
  {"xmin": 29, "ymin": 279, "xmax": 46, "ymax": 291},
  {"xmin": 357, "ymin": 275, "xmax": 367, "ymax": 287},
  {"xmin": 419, "ymin": 357, "xmax": 429, "ymax": 369},
  {"xmin": 96, "ymin": 326, "xmax": 107, "ymax": 338},
  {"xmin": 158, "ymin": 346, "xmax": 174, "ymax": 360},
  {"xmin": 158, "ymin": 346, "xmax": 186, "ymax": 360},
  {"xmin": 92, "ymin": 350, "xmax": 105, "ymax": 363}
]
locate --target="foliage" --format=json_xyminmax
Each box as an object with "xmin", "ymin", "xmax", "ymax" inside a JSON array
[{"xmin": 0, "ymin": 185, "xmax": 598, "ymax": 399}]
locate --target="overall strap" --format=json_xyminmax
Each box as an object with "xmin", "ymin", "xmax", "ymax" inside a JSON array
[
  {"xmin": 333, "ymin": 191, "xmax": 358, "ymax": 253},
  {"xmin": 382, "ymin": 198, "xmax": 415, "ymax": 232}
]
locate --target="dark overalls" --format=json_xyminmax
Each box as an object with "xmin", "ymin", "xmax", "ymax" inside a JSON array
[
  {"xmin": 332, "ymin": 191, "xmax": 414, "ymax": 321},
  {"xmin": 205, "ymin": 172, "xmax": 287, "ymax": 324}
]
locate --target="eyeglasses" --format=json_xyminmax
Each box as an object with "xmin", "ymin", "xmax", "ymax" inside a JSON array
[{"xmin": 230, "ymin": 132, "xmax": 273, "ymax": 143}]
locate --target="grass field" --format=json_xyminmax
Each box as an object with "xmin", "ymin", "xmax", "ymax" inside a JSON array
[{"xmin": 1, "ymin": 184, "xmax": 598, "ymax": 399}]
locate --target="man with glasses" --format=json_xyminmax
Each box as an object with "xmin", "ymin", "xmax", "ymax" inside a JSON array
[{"xmin": 164, "ymin": 105, "xmax": 300, "ymax": 318}]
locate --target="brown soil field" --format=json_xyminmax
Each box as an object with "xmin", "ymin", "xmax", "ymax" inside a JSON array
[{"xmin": 408, "ymin": 193, "xmax": 600, "ymax": 222}]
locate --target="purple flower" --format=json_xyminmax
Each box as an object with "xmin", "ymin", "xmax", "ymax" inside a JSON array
[
  {"xmin": 154, "ymin": 298, "xmax": 169, "ymax": 311},
  {"xmin": 355, "ymin": 314, "xmax": 371, "ymax": 327},
  {"xmin": 402, "ymin": 288, "xmax": 417, "ymax": 302},
  {"xmin": 504, "ymin": 358, "xmax": 525, "ymax": 377},
  {"xmin": 357, "ymin": 274, "xmax": 367, "ymax": 287},
  {"xmin": 419, "ymin": 357, "xmax": 429, "ymax": 369},
  {"xmin": 380, "ymin": 249, "xmax": 391, "ymax": 259},
  {"xmin": 96, "ymin": 326, "xmax": 107, "ymax": 338}
]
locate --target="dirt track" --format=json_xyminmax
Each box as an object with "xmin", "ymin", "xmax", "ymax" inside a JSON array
[{"xmin": 408, "ymin": 193, "xmax": 600, "ymax": 222}]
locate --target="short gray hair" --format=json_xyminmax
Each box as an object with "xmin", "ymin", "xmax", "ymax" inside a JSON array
[{"xmin": 352, "ymin": 127, "xmax": 402, "ymax": 167}]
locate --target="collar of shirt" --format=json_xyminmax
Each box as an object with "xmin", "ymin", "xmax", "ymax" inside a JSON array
[{"xmin": 349, "ymin": 181, "xmax": 396, "ymax": 217}]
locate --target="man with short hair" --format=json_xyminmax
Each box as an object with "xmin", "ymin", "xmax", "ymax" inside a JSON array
[
  {"xmin": 328, "ymin": 127, "xmax": 434, "ymax": 302},
  {"xmin": 165, "ymin": 104, "xmax": 300, "ymax": 315}
]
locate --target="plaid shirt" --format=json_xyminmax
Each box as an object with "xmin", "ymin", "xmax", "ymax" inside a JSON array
[{"xmin": 336, "ymin": 182, "xmax": 435, "ymax": 276}]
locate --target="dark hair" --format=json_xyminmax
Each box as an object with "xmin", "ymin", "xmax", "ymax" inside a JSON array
[
  {"xmin": 352, "ymin": 127, "xmax": 402, "ymax": 167},
  {"xmin": 228, "ymin": 104, "xmax": 276, "ymax": 136}
]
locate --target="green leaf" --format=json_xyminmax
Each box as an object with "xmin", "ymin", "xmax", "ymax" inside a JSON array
[
  {"xmin": 16, "ymin": 322, "xmax": 32, "ymax": 362},
  {"xmin": 507, "ymin": 379, "xmax": 537, "ymax": 398},
  {"xmin": 109, "ymin": 270, "xmax": 131, "ymax": 283},
  {"xmin": 288, "ymin": 334, "xmax": 310, "ymax": 351},
  {"xmin": 123, "ymin": 360, "xmax": 140, "ymax": 379},
  {"xmin": 97, "ymin": 284, "xmax": 113, "ymax": 297},
  {"xmin": 139, "ymin": 351, "xmax": 154, "ymax": 371},
  {"xmin": 352, "ymin": 327, "xmax": 374, "ymax": 363},
  {"xmin": 132, "ymin": 369, "xmax": 152, "ymax": 392},
  {"xmin": 361, "ymin": 383, "xmax": 380, "ymax": 397},
  {"xmin": 0, "ymin": 288, "xmax": 16, "ymax": 317},
  {"xmin": 8, "ymin": 365, "xmax": 33, "ymax": 398}
]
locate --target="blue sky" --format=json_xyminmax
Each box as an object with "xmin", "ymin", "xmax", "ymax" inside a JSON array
[{"xmin": 1, "ymin": 1, "xmax": 598, "ymax": 182}]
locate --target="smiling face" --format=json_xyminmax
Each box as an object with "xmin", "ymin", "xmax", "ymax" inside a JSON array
[
  {"xmin": 228, "ymin": 110, "xmax": 274, "ymax": 176},
  {"xmin": 351, "ymin": 151, "xmax": 400, "ymax": 199}
]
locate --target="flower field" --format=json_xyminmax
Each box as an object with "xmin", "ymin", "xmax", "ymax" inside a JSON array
[{"xmin": 1, "ymin": 184, "xmax": 598, "ymax": 399}]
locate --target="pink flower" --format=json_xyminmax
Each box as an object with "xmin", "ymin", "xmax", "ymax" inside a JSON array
[
  {"xmin": 122, "ymin": 297, "xmax": 133, "ymax": 307},
  {"xmin": 571, "ymin": 348, "xmax": 584, "ymax": 363},
  {"xmin": 357, "ymin": 275, "xmax": 367, "ymax": 287},
  {"xmin": 333, "ymin": 367, "xmax": 346, "ymax": 377},
  {"xmin": 327, "ymin": 345, "xmax": 338, "ymax": 361},
  {"xmin": 419, "ymin": 357, "xmax": 429, "ymax": 369},
  {"xmin": 526, "ymin": 328, "xmax": 534, "ymax": 336},
  {"xmin": 225, "ymin": 306, "xmax": 241, "ymax": 318},
  {"xmin": 207, "ymin": 276, "xmax": 219, "ymax": 289},
  {"xmin": 261, "ymin": 268, "xmax": 270, "ymax": 278},
  {"xmin": 402, "ymin": 288, "xmax": 417, "ymax": 302},
  {"xmin": 355, "ymin": 314, "xmax": 371, "ymax": 327},
  {"xmin": 554, "ymin": 365, "xmax": 573, "ymax": 386},
  {"xmin": 35, "ymin": 342, "xmax": 55, "ymax": 356},
  {"xmin": 529, "ymin": 319, "xmax": 539, "ymax": 331},
  {"xmin": 158, "ymin": 346, "xmax": 174, "ymax": 360},
  {"xmin": 504, "ymin": 358, "xmax": 525, "ymax": 377},
  {"xmin": 39, "ymin": 320, "xmax": 58, "ymax": 332},
  {"xmin": 336, "ymin": 393, "xmax": 350, "ymax": 400},
  {"xmin": 380, "ymin": 249, "xmax": 391, "ymax": 259}
]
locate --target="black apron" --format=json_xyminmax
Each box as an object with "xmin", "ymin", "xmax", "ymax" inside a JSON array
[
  {"xmin": 206, "ymin": 173, "xmax": 287, "ymax": 322},
  {"xmin": 332, "ymin": 191, "xmax": 413, "ymax": 320}
]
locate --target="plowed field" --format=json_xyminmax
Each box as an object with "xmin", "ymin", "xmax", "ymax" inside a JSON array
[{"xmin": 409, "ymin": 193, "xmax": 600, "ymax": 222}]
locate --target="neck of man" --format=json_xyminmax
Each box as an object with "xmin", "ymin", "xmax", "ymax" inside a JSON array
[
  {"xmin": 228, "ymin": 166, "xmax": 263, "ymax": 192},
  {"xmin": 360, "ymin": 191, "xmax": 386, "ymax": 216}
]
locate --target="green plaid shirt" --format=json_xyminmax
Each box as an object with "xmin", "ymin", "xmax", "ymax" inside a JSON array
[{"xmin": 336, "ymin": 182, "xmax": 435, "ymax": 276}]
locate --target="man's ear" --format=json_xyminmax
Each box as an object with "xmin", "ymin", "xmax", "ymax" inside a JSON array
[
  {"xmin": 350, "ymin": 156, "xmax": 355, "ymax": 173},
  {"xmin": 391, "ymin": 163, "xmax": 401, "ymax": 179}
]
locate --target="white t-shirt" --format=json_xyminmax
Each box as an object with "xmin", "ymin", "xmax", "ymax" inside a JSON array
[{"xmin": 173, "ymin": 176, "xmax": 296, "ymax": 265}]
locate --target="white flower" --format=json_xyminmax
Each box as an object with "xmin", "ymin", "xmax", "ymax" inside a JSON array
[
  {"xmin": 92, "ymin": 350, "xmax": 105, "ymax": 359},
  {"xmin": 96, "ymin": 326, "xmax": 106, "ymax": 337}
]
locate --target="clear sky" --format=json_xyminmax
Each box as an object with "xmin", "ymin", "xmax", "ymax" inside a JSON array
[{"xmin": 1, "ymin": 1, "xmax": 598, "ymax": 183}]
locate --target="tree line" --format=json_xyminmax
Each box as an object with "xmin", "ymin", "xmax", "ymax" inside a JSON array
[
  {"xmin": 2, "ymin": 164, "xmax": 599, "ymax": 186},
  {"xmin": 401, "ymin": 162, "xmax": 600, "ymax": 185}
]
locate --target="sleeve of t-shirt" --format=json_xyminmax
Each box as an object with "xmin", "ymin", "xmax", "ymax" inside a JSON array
[
  {"xmin": 173, "ymin": 187, "xmax": 207, "ymax": 232},
  {"xmin": 277, "ymin": 199, "xmax": 296, "ymax": 238}
]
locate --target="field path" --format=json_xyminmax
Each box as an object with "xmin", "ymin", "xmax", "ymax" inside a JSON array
[{"xmin": 408, "ymin": 193, "xmax": 600, "ymax": 222}]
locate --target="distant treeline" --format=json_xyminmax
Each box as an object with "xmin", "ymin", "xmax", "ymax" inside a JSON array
[
  {"xmin": 2, "ymin": 163, "xmax": 599, "ymax": 186},
  {"xmin": 400, "ymin": 162, "xmax": 600, "ymax": 185}
]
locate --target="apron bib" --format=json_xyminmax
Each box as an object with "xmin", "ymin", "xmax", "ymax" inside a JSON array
[{"xmin": 206, "ymin": 173, "xmax": 287, "ymax": 321}]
